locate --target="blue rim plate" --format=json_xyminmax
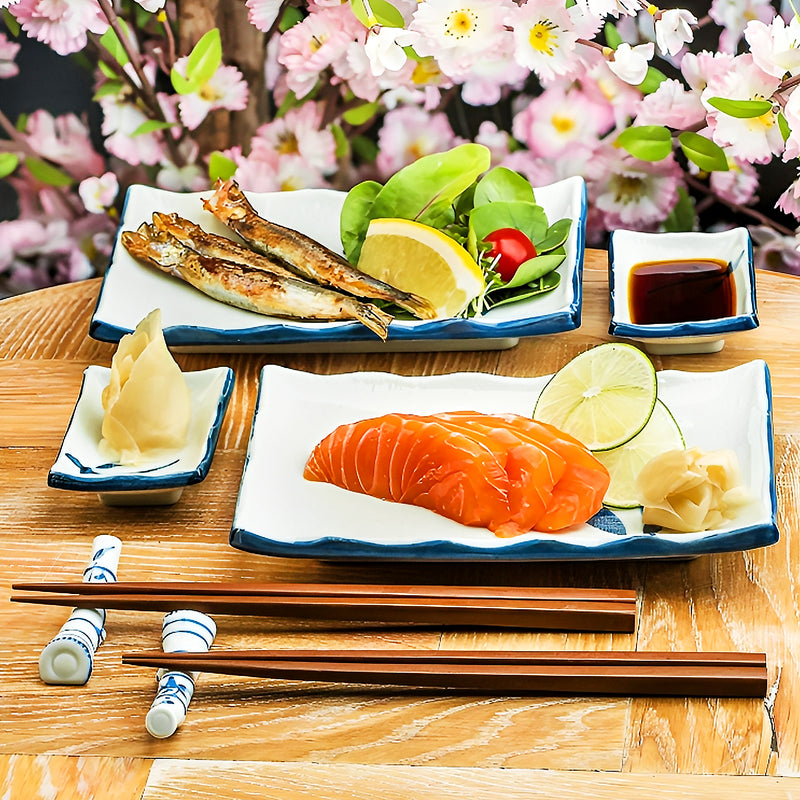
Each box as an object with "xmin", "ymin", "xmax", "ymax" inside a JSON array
[
  {"xmin": 230, "ymin": 362, "xmax": 778, "ymax": 561},
  {"xmin": 48, "ymin": 365, "xmax": 234, "ymax": 493},
  {"xmin": 89, "ymin": 178, "xmax": 587, "ymax": 352},
  {"xmin": 608, "ymin": 228, "xmax": 758, "ymax": 349}
]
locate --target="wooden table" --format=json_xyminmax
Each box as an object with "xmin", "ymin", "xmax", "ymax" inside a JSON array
[{"xmin": 2, "ymin": 252, "xmax": 800, "ymax": 799}]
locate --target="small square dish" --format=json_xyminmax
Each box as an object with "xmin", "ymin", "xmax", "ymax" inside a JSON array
[
  {"xmin": 89, "ymin": 178, "xmax": 587, "ymax": 353},
  {"xmin": 48, "ymin": 365, "xmax": 234, "ymax": 506},
  {"xmin": 608, "ymin": 228, "xmax": 757, "ymax": 354},
  {"xmin": 230, "ymin": 361, "xmax": 777, "ymax": 561}
]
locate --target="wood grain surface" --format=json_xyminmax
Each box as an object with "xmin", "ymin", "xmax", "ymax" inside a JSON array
[{"xmin": 2, "ymin": 253, "xmax": 800, "ymax": 798}]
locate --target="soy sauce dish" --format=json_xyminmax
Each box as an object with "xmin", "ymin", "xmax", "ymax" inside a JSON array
[{"xmin": 608, "ymin": 228, "xmax": 758, "ymax": 354}]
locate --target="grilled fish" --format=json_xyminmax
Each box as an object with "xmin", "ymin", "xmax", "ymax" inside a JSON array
[
  {"xmin": 203, "ymin": 179, "xmax": 437, "ymax": 320},
  {"xmin": 151, "ymin": 212, "xmax": 298, "ymax": 281},
  {"xmin": 121, "ymin": 225, "xmax": 393, "ymax": 340}
]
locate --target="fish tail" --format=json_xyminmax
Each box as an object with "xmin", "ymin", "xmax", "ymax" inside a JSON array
[
  {"xmin": 354, "ymin": 303, "xmax": 393, "ymax": 341},
  {"xmin": 395, "ymin": 292, "xmax": 438, "ymax": 320},
  {"xmin": 120, "ymin": 230, "xmax": 151, "ymax": 262}
]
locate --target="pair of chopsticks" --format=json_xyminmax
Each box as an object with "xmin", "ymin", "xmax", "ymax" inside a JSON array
[
  {"xmin": 120, "ymin": 648, "xmax": 768, "ymax": 697},
  {"xmin": 10, "ymin": 581, "xmax": 638, "ymax": 632}
]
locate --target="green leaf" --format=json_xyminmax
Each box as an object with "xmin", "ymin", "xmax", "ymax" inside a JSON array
[
  {"xmin": 279, "ymin": 5, "xmax": 304, "ymax": 30},
  {"xmin": 331, "ymin": 123, "xmax": 350, "ymax": 161},
  {"xmin": 369, "ymin": 143, "xmax": 491, "ymax": 227},
  {"xmin": 706, "ymin": 96, "xmax": 773, "ymax": 119},
  {"xmin": 637, "ymin": 66, "xmax": 667, "ymax": 96},
  {"xmin": 99, "ymin": 23, "xmax": 130, "ymax": 67},
  {"xmin": 615, "ymin": 125, "xmax": 673, "ymax": 161},
  {"xmin": 470, "ymin": 200, "xmax": 548, "ymax": 246},
  {"xmin": 486, "ymin": 272, "xmax": 561, "ymax": 309},
  {"xmin": 351, "ymin": 134, "xmax": 379, "ymax": 163},
  {"xmin": 604, "ymin": 21, "xmax": 623, "ymax": 49},
  {"xmin": 662, "ymin": 187, "xmax": 696, "ymax": 232},
  {"xmin": 99, "ymin": 60, "xmax": 119, "ymax": 80},
  {"xmin": 343, "ymin": 101, "xmax": 380, "ymax": 126},
  {"xmin": 778, "ymin": 111, "xmax": 791, "ymax": 142},
  {"xmin": 501, "ymin": 253, "xmax": 565, "ymax": 289},
  {"xmin": 350, "ymin": 0, "xmax": 405, "ymax": 27},
  {"xmin": 131, "ymin": 119, "xmax": 176, "ymax": 137},
  {"xmin": 15, "ymin": 113, "xmax": 28, "ymax": 132},
  {"xmin": 0, "ymin": 153, "xmax": 19, "ymax": 179},
  {"xmin": 2, "ymin": 9, "xmax": 21, "ymax": 37},
  {"xmin": 185, "ymin": 28, "xmax": 222, "ymax": 87},
  {"xmin": 678, "ymin": 131, "xmax": 729, "ymax": 172},
  {"xmin": 208, "ymin": 151, "xmax": 238, "ymax": 182},
  {"xmin": 340, "ymin": 180, "xmax": 383, "ymax": 263},
  {"xmin": 93, "ymin": 81, "xmax": 125, "ymax": 101},
  {"xmin": 473, "ymin": 166, "xmax": 534, "ymax": 207},
  {"xmin": 24, "ymin": 157, "xmax": 73, "ymax": 187},
  {"xmin": 535, "ymin": 218, "xmax": 571, "ymax": 253}
]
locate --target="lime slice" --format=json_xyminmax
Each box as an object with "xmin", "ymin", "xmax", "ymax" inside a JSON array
[
  {"xmin": 595, "ymin": 400, "xmax": 685, "ymax": 509},
  {"xmin": 357, "ymin": 217, "xmax": 486, "ymax": 318},
  {"xmin": 532, "ymin": 342, "xmax": 657, "ymax": 451}
]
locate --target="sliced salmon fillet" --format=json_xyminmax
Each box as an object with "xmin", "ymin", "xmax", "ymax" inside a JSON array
[
  {"xmin": 304, "ymin": 413, "xmax": 511, "ymax": 530},
  {"xmin": 303, "ymin": 411, "xmax": 609, "ymax": 536},
  {"xmin": 444, "ymin": 412, "xmax": 610, "ymax": 532}
]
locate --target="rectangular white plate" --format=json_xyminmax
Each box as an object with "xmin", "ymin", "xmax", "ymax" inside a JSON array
[
  {"xmin": 89, "ymin": 178, "xmax": 587, "ymax": 353},
  {"xmin": 230, "ymin": 361, "xmax": 778, "ymax": 561}
]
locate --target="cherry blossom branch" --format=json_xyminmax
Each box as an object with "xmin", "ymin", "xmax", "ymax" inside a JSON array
[{"xmin": 685, "ymin": 173, "xmax": 796, "ymax": 237}]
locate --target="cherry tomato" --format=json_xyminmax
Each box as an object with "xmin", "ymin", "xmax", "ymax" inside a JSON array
[{"xmin": 484, "ymin": 228, "xmax": 537, "ymax": 283}]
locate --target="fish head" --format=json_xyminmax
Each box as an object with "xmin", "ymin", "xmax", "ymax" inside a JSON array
[{"xmin": 203, "ymin": 178, "xmax": 248, "ymax": 222}]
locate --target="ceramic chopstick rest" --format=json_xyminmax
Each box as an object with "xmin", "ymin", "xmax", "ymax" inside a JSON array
[
  {"xmin": 145, "ymin": 609, "xmax": 217, "ymax": 739},
  {"xmin": 38, "ymin": 534, "xmax": 122, "ymax": 685}
]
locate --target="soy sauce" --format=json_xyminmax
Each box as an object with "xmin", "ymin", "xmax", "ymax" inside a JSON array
[{"xmin": 628, "ymin": 258, "xmax": 736, "ymax": 325}]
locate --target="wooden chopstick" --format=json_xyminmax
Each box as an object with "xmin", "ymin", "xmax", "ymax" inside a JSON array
[
  {"xmin": 121, "ymin": 649, "xmax": 768, "ymax": 697},
  {"xmin": 11, "ymin": 581, "xmax": 637, "ymax": 603},
  {"xmin": 9, "ymin": 592, "xmax": 636, "ymax": 632}
]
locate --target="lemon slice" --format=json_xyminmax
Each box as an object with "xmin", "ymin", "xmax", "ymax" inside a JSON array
[
  {"xmin": 594, "ymin": 400, "xmax": 685, "ymax": 509},
  {"xmin": 357, "ymin": 218, "xmax": 486, "ymax": 318},
  {"xmin": 533, "ymin": 343, "xmax": 657, "ymax": 451}
]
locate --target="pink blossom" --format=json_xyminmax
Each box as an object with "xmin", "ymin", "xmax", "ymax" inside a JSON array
[
  {"xmin": 78, "ymin": 172, "xmax": 118, "ymax": 214},
  {"xmin": 709, "ymin": 0, "xmax": 774, "ymax": 53},
  {"xmin": 0, "ymin": 218, "xmax": 93, "ymax": 296},
  {"xmin": 594, "ymin": 154, "xmax": 682, "ymax": 231},
  {"xmin": 634, "ymin": 79, "xmax": 705, "ymax": 128},
  {"xmin": 99, "ymin": 96, "xmax": 168, "ymax": 166},
  {"xmin": 750, "ymin": 226, "xmax": 800, "ymax": 274},
  {"xmin": 745, "ymin": 15, "xmax": 800, "ymax": 79},
  {"xmin": 11, "ymin": 0, "xmax": 108, "ymax": 56},
  {"xmin": 232, "ymin": 149, "xmax": 329, "ymax": 193},
  {"xmin": 709, "ymin": 158, "xmax": 759, "ymax": 206},
  {"xmin": 278, "ymin": 6, "xmax": 356, "ymax": 99},
  {"xmin": 474, "ymin": 121, "xmax": 511, "ymax": 165},
  {"xmin": 24, "ymin": 110, "xmax": 105, "ymax": 180},
  {"xmin": 702, "ymin": 54, "xmax": 783, "ymax": 164},
  {"xmin": 0, "ymin": 32, "xmax": 20, "ymax": 78},
  {"xmin": 782, "ymin": 86, "xmax": 800, "ymax": 161},
  {"xmin": 654, "ymin": 9, "xmax": 697, "ymax": 57},
  {"xmin": 607, "ymin": 42, "xmax": 653, "ymax": 85},
  {"xmin": 777, "ymin": 172, "xmax": 800, "ymax": 219},
  {"xmin": 250, "ymin": 102, "xmax": 337, "ymax": 177},
  {"xmin": 375, "ymin": 106, "xmax": 460, "ymax": 179},
  {"xmin": 364, "ymin": 26, "xmax": 420, "ymax": 77},
  {"xmin": 680, "ymin": 50, "xmax": 735, "ymax": 92},
  {"xmin": 173, "ymin": 59, "xmax": 249, "ymax": 131},
  {"xmin": 512, "ymin": 85, "xmax": 613, "ymax": 157},
  {"xmin": 246, "ymin": 0, "xmax": 283, "ymax": 33}
]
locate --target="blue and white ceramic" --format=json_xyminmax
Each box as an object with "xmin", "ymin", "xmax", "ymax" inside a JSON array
[
  {"xmin": 608, "ymin": 228, "xmax": 757, "ymax": 354},
  {"xmin": 48, "ymin": 365, "xmax": 234, "ymax": 505},
  {"xmin": 89, "ymin": 179, "xmax": 587, "ymax": 353},
  {"xmin": 38, "ymin": 534, "xmax": 122, "ymax": 685},
  {"xmin": 230, "ymin": 362, "xmax": 778, "ymax": 562}
]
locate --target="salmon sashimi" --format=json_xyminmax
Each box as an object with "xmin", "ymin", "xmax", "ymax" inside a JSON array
[
  {"xmin": 441, "ymin": 412, "xmax": 610, "ymax": 532},
  {"xmin": 433, "ymin": 413, "xmax": 567, "ymax": 537},
  {"xmin": 304, "ymin": 411, "xmax": 609, "ymax": 536},
  {"xmin": 304, "ymin": 413, "xmax": 511, "ymax": 530}
]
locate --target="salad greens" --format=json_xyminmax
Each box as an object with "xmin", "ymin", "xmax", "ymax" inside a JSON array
[{"xmin": 340, "ymin": 144, "xmax": 571, "ymax": 317}]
